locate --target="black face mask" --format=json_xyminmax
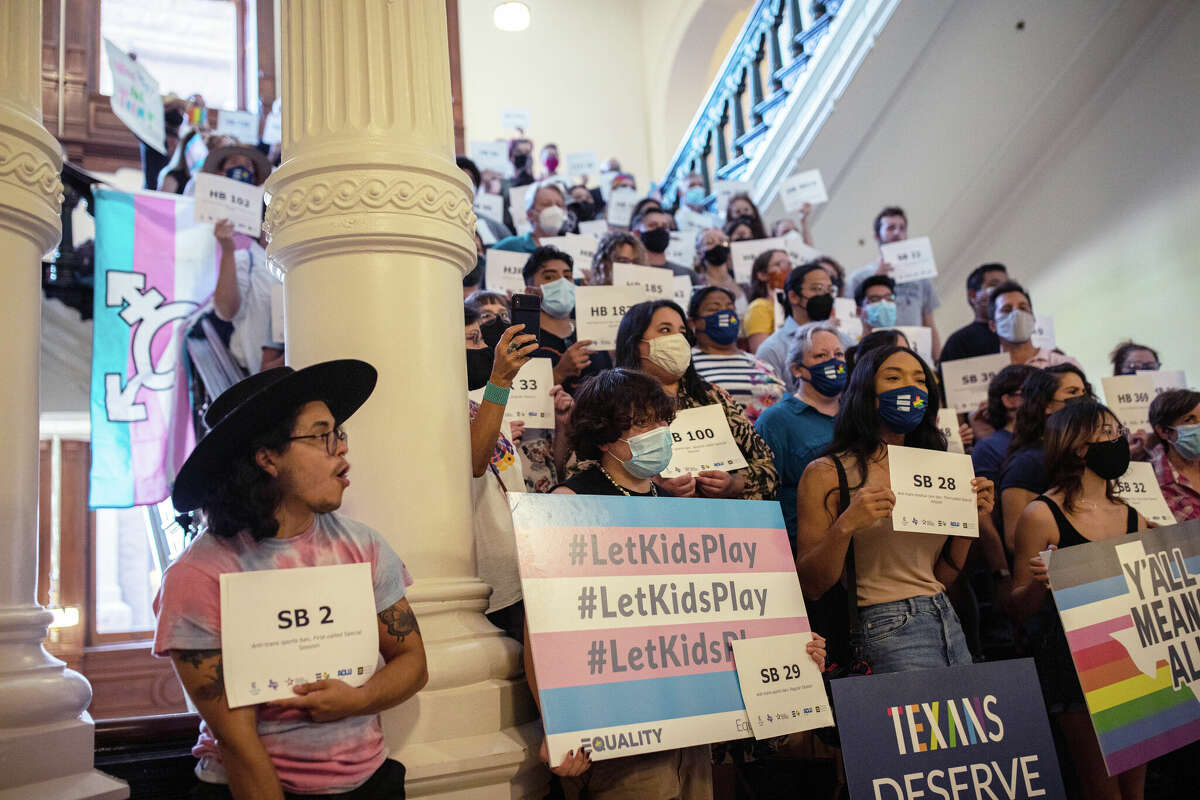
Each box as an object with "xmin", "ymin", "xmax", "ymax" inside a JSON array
[
  {"xmin": 463, "ymin": 255, "xmax": 484, "ymax": 287},
  {"xmin": 513, "ymin": 153, "xmax": 530, "ymax": 171},
  {"xmin": 568, "ymin": 200, "xmax": 596, "ymax": 222},
  {"xmin": 479, "ymin": 316, "xmax": 510, "ymax": 350},
  {"xmin": 704, "ymin": 245, "xmax": 730, "ymax": 266},
  {"xmin": 805, "ymin": 293, "xmax": 835, "ymax": 321},
  {"xmin": 641, "ymin": 227, "xmax": 671, "ymax": 255},
  {"xmin": 1085, "ymin": 436, "xmax": 1131, "ymax": 480},
  {"xmin": 466, "ymin": 347, "xmax": 493, "ymax": 391}
]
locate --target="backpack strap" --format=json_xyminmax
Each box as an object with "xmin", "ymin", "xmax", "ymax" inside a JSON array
[{"xmin": 831, "ymin": 455, "xmax": 860, "ymax": 630}]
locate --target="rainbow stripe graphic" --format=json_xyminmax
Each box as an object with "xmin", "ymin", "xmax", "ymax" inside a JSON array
[
  {"xmin": 510, "ymin": 494, "xmax": 811, "ymax": 763},
  {"xmin": 90, "ymin": 188, "xmax": 216, "ymax": 508},
  {"xmin": 1050, "ymin": 520, "xmax": 1200, "ymax": 775}
]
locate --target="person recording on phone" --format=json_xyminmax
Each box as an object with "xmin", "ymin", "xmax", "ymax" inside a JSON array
[{"xmin": 522, "ymin": 246, "xmax": 612, "ymax": 393}]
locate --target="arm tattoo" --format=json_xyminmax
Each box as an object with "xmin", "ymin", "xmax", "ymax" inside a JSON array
[
  {"xmin": 175, "ymin": 649, "xmax": 226, "ymax": 702},
  {"xmin": 379, "ymin": 604, "xmax": 421, "ymax": 644}
]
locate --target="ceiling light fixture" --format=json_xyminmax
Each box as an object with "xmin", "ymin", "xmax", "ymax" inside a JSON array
[{"xmin": 493, "ymin": 2, "xmax": 531, "ymax": 33}]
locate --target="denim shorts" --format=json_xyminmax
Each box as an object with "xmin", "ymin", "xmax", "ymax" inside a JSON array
[{"xmin": 851, "ymin": 593, "xmax": 972, "ymax": 675}]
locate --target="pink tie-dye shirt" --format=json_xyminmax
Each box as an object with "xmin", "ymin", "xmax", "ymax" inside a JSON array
[{"xmin": 153, "ymin": 512, "xmax": 412, "ymax": 794}]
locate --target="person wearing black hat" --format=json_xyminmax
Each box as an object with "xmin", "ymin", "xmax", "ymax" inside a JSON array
[{"xmin": 153, "ymin": 360, "xmax": 427, "ymax": 799}]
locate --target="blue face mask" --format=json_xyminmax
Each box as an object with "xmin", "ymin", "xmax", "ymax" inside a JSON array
[
  {"xmin": 1170, "ymin": 423, "xmax": 1200, "ymax": 461},
  {"xmin": 685, "ymin": 186, "xmax": 707, "ymax": 207},
  {"xmin": 865, "ymin": 300, "xmax": 897, "ymax": 329},
  {"xmin": 805, "ymin": 357, "xmax": 847, "ymax": 397},
  {"xmin": 618, "ymin": 426, "xmax": 674, "ymax": 479},
  {"xmin": 877, "ymin": 385, "xmax": 929, "ymax": 434},
  {"xmin": 540, "ymin": 277, "xmax": 575, "ymax": 318},
  {"xmin": 225, "ymin": 165, "xmax": 255, "ymax": 184},
  {"xmin": 700, "ymin": 309, "xmax": 739, "ymax": 346}
]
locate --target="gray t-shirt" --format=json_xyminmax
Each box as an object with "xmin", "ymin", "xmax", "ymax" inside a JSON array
[{"xmin": 847, "ymin": 263, "xmax": 939, "ymax": 328}]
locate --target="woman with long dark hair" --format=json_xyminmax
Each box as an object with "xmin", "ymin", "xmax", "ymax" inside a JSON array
[
  {"xmin": 794, "ymin": 345, "xmax": 994, "ymax": 673},
  {"xmin": 724, "ymin": 193, "xmax": 769, "ymax": 240},
  {"xmin": 1011, "ymin": 400, "xmax": 1148, "ymax": 798},
  {"xmin": 614, "ymin": 300, "xmax": 777, "ymax": 500},
  {"xmin": 997, "ymin": 364, "xmax": 1092, "ymax": 550}
]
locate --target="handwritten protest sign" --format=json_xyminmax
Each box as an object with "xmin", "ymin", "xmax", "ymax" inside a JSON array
[
  {"xmin": 104, "ymin": 39, "xmax": 166, "ymax": 154},
  {"xmin": 1049, "ymin": 520, "xmax": 1200, "ymax": 776},
  {"xmin": 511, "ymin": 495, "xmax": 814, "ymax": 763}
]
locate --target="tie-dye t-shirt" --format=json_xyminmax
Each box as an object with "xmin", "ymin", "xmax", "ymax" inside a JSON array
[{"xmin": 152, "ymin": 512, "xmax": 412, "ymax": 794}]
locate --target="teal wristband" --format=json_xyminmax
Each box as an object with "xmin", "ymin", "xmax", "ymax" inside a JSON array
[{"xmin": 482, "ymin": 381, "xmax": 510, "ymax": 405}]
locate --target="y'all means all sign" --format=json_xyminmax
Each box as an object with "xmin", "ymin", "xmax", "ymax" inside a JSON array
[{"xmin": 193, "ymin": 173, "xmax": 266, "ymax": 236}]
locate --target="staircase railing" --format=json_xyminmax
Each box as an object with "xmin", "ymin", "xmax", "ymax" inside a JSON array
[{"xmin": 659, "ymin": 0, "xmax": 844, "ymax": 206}]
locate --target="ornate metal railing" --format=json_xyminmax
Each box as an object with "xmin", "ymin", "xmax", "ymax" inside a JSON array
[{"xmin": 660, "ymin": 0, "xmax": 844, "ymax": 206}]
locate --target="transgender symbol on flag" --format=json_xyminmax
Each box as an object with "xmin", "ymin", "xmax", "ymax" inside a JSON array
[{"xmin": 103, "ymin": 271, "xmax": 199, "ymax": 422}]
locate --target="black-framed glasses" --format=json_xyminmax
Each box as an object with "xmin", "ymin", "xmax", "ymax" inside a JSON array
[{"xmin": 288, "ymin": 427, "xmax": 347, "ymax": 456}]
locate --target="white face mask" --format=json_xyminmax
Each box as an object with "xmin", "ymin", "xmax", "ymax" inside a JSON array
[
  {"xmin": 536, "ymin": 204, "xmax": 565, "ymax": 234},
  {"xmin": 996, "ymin": 308, "xmax": 1036, "ymax": 344},
  {"xmin": 645, "ymin": 333, "xmax": 692, "ymax": 378}
]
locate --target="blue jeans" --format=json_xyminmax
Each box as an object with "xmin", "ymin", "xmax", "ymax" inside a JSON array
[{"xmin": 851, "ymin": 593, "xmax": 972, "ymax": 674}]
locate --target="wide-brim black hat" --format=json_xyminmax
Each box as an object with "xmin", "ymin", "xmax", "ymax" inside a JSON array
[{"xmin": 172, "ymin": 359, "xmax": 377, "ymax": 512}]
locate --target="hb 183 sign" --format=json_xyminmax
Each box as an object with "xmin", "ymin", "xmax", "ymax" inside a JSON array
[{"xmin": 831, "ymin": 659, "xmax": 1065, "ymax": 799}]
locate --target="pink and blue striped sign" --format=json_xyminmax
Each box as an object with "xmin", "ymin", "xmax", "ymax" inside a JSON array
[
  {"xmin": 510, "ymin": 494, "xmax": 812, "ymax": 763},
  {"xmin": 90, "ymin": 188, "xmax": 216, "ymax": 508},
  {"xmin": 1049, "ymin": 520, "xmax": 1200, "ymax": 775}
]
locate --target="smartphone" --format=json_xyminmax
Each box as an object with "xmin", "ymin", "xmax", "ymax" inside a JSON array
[{"xmin": 510, "ymin": 293, "xmax": 541, "ymax": 343}]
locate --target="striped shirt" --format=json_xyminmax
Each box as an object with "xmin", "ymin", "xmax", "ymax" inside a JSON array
[{"xmin": 690, "ymin": 348, "xmax": 785, "ymax": 423}]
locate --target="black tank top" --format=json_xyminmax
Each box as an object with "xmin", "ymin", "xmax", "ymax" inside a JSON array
[
  {"xmin": 555, "ymin": 465, "xmax": 676, "ymax": 497},
  {"xmin": 1033, "ymin": 495, "xmax": 1138, "ymax": 548}
]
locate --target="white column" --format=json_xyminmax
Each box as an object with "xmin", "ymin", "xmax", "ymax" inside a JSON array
[
  {"xmin": 0, "ymin": 2, "xmax": 127, "ymax": 798},
  {"xmin": 265, "ymin": 2, "xmax": 544, "ymax": 796}
]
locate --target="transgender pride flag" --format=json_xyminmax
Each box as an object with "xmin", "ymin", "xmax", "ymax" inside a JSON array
[
  {"xmin": 510, "ymin": 494, "xmax": 813, "ymax": 764},
  {"xmin": 89, "ymin": 188, "xmax": 216, "ymax": 508},
  {"xmin": 1050, "ymin": 520, "xmax": 1200, "ymax": 776}
]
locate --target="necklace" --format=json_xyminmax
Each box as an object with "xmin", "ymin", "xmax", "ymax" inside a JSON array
[{"xmin": 598, "ymin": 463, "xmax": 657, "ymax": 497}]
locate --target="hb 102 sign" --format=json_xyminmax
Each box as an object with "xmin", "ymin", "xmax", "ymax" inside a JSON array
[{"xmin": 832, "ymin": 659, "xmax": 1065, "ymax": 799}]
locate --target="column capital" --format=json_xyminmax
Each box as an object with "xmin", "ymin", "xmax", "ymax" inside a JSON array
[{"xmin": 0, "ymin": 86, "xmax": 63, "ymax": 259}]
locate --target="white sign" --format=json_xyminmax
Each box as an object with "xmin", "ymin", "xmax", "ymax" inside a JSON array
[
  {"xmin": 576, "ymin": 285, "xmax": 640, "ymax": 350},
  {"xmin": 730, "ymin": 236, "xmax": 789, "ymax": 284},
  {"xmin": 785, "ymin": 233, "xmax": 821, "ymax": 266},
  {"xmin": 612, "ymin": 263, "xmax": 673, "ymax": 302},
  {"xmin": 773, "ymin": 290, "xmax": 786, "ymax": 332},
  {"xmin": 1114, "ymin": 461, "xmax": 1175, "ymax": 526},
  {"xmin": 880, "ymin": 236, "xmax": 937, "ymax": 284},
  {"xmin": 193, "ymin": 173, "xmax": 266, "ymax": 236},
  {"xmin": 888, "ymin": 445, "xmax": 979, "ymax": 538},
  {"xmin": 673, "ymin": 274, "xmax": 693, "ymax": 307},
  {"xmin": 1139, "ymin": 369, "xmax": 1187, "ymax": 396},
  {"xmin": 606, "ymin": 188, "xmax": 638, "ymax": 227},
  {"xmin": 219, "ymin": 563, "xmax": 380, "ymax": 708},
  {"xmin": 941, "ymin": 353, "xmax": 1011, "ymax": 414},
  {"xmin": 888, "ymin": 326, "xmax": 932, "ymax": 365},
  {"xmin": 1102, "ymin": 374, "xmax": 1155, "ymax": 432},
  {"xmin": 485, "ymin": 249, "xmax": 528, "ymax": 296},
  {"xmin": 660, "ymin": 404, "xmax": 749, "ymax": 478},
  {"xmin": 833, "ymin": 297, "xmax": 857, "ymax": 325},
  {"xmin": 261, "ymin": 101, "xmax": 282, "ymax": 145},
  {"xmin": 779, "ymin": 169, "xmax": 828, "ymax": 211},
  {"xmin": 937, "ymin": 408, "xmax": 965, "ymax": 454},
  {"xmin": 469, "ymin": 140, "xmax": 509, "ymax": 174},
  {"xmin": 541, "ymin": 234, "xmax": 597, "ymax": 282},
  {"xmin": 474, "ymin": 191, "xmax": 504, "ymax": 221},
  {"xmin": 565, "ymin": 152, "xmax": 599, "ymax": 177},
  {"xmin": 214, "ymin": 109, "xmax": 258, "ymax": 143},
  {"xmin": 731, "ymin": 633, "xmax": 833, "ymax": 738},
  {"xmin": 500, "ymin": 108, "xmax": 532, "ymax": 131},
  {"xmin": 1031, "ymin": 315, "xmax": 1056, "ymax": 350},
  {"xmin": 104, "ymin": 39, "xmax": 167, "ymax": 154},
  {"xmin": 508, "ymin": 184, "xmax": 532, "ymax": 223},
  {"xmin": 270, "ymin": 282, "xmax": 284, "ymax": 344},
  {"xmin": 666, "ymin": 231, "xmax": 692, "ymax": 267},
  {"xmin": 713, "ymin": 180, "xmax": 753, "ymax": 214},
  {"xmin": 578, "ymin": 219, "xmax": 608, "ymax": 238},
  {"xmin": 502, "ymin": 358, "xmax": 555, "ymax": 429}
]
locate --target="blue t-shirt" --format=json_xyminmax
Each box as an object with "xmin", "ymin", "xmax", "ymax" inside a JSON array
[
  {"xmin": 491, "ymin": 231, "xmax": 538, "ymax": 254},
  {"xmin": 754, "ymin": 395, "xmax": 836, "ymax": 543},
  {"xmin": 972, "ymin": 429, "xmax": 1013, "ymax": 482}
]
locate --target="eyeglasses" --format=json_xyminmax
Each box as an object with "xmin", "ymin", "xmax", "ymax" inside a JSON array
[
  {"xmin": 863, "ymin": 294, "xmax": 896, "ymax": 304},
  {"xmin": 480, "ymin": 311, "xmax": 511, "ymax": 325},
  {"xmin": 288, "ymin": 427, "xmax": 347, "ymax": 456},
  {"xmin": 1099, "ymin": 423, "xmax": 1130, "ymax": 439},
  {"xmin": 1122, "ymin": 362, "xmax": 1160, "ymax": 373}
]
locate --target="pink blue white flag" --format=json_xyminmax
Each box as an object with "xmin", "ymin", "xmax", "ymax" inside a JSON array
[
  {"xmin": 90, "ymin": 188, "xmax": 215, "ymax": 508},
  {"xmin": 510, "ymin": 493, "xmax": 812, "ymax": 763}
]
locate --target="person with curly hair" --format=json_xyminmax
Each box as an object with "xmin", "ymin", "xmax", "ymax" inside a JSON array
[
  {"xmin": 587, "ymin": 230, "xmax": 647, "ymax": 286},
  {"xmin": 154, "ymin": 362, "xmax": 427, "ymax": 799}
]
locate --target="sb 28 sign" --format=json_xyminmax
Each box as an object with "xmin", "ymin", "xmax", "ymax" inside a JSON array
[{"xmin": 913, "ymin": 474, "xmax": 957, "ymax": 491}]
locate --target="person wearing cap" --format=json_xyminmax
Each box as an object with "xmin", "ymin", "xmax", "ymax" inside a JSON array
[
  {"xmin": 204, "ymin": 140, "xmax": 283, "ymax": 374},
  {"xmin": 154, "ymin": 360, "xmax": 427, "ymax": 799}
]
